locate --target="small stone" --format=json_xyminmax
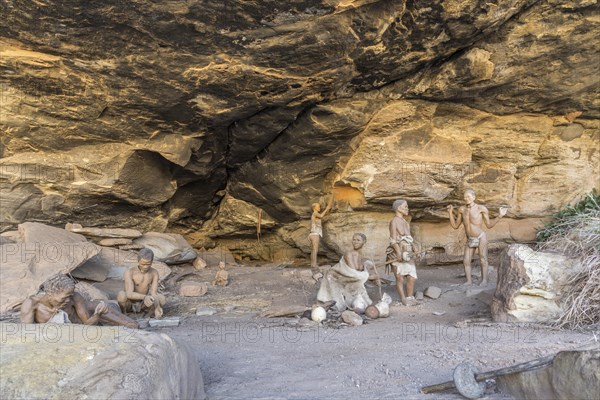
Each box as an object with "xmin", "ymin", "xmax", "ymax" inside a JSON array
[
  {"xmin": 424, "ymin": 286, "xmax": 442, "ymax": 299},
  {"xmin": 149, "ymin": 317, "xmax": 180, "ymax": 328},
  {"xmin": 415, "ymin": 291, "xmax": 424, "ymax": 300},
  {"xmin": 196, "ymin": 307, "xmax": 217, "ymax": 316},
  {"xmin": 193, "ymin": 257, "xmax": 207, "ymax": 270},
  {"xmin": 432, "ymin": 311, "xmax": 446, "ymax": 316},
  {"xmin": 179, "ymin": 281, "xmax": 208, "ymax": 297},
  {"xmin": 65, "ymin": 223, "xmax": 83, "ymax": 231},
  {"xmin": 341, "ymin": 310, "xmax": 363, "ymax": 326}
]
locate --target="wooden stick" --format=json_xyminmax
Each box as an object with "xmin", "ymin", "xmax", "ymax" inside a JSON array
[{"xmin": 420, "ymin": 354, "xmax": 555, "ymax": 394}]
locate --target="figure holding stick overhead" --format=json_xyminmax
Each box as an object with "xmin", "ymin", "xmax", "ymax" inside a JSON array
[
  {"xmin": 309, "ymin": 195, "xmax": 334, "ymax": 272},
  {"xmin": 447, "ymin": 189, "xmax": 508, "ymax": 286}
]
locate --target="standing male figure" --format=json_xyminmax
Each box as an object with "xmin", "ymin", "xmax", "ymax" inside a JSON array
[
  {"xmin": 118, "ymin": 248, "xmax": 166, "ymax": 319},
  {"xmin": 387, "ymin": 199, "xmax": 419, "ymax": 305},
  {"xmin": 447, "ymin": 189, "xmax": 508, "ymax": 286}
]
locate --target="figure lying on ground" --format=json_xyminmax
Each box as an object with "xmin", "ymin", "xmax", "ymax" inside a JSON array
[{"xmin": 20, "ymin": 273, "xmax": 138, "ymax": 329}]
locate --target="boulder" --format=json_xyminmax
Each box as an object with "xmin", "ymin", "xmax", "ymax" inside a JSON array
[
  {"xmin": 424, "ymin": 286, "xmax": 442, "ymax": 299},
  {"xmin": 133, "ymin": 232, "xmax": 197, "ymax": 265},
  {"xmin": 0, "ymin": 223, "xmax": 100, "ymax": 312},
  {"xmin": 491, "ymin": 244, "xmax": 578, "ymax": 323},
  {"xmin": 497, "ymin": 349, "xmax": 600, "ymax": 400},
  {"xmin": 71, "ymin": 247, "xmax": 171, "ymax": 282},
  {"xmin": 0, "ymin": 323, "xmax": 205, "ymax": 399},
  {"xmin": 341, "ymin": 310, "xmax": 363, "ymax": 326},
  {"xmin": 207, "ymin": 195, "xmax": 276, "ymax": 237},
  {"xmin": 75, "ymin": 281, "xmax": 110, "ymax": 302},
  {"xmin": 179, "ymin": 282, "xmax": 209, "ymax": 297}
]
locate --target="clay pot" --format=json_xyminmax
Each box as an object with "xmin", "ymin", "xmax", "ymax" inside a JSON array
[{"xmin": 365, "ymin": 304, "xmax": 380, "ymax": 319}]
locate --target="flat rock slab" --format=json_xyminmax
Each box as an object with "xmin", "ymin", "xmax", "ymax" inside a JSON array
[
  {"xmin": 196, "ymin": 307, "xmax": 217, "ymax": 316},
  {"xmin": 0, "ymin": 323, "xmax": 205, "ymax": 399},
  {"xmin": 97, "ymin": 238, "xmax": 133, "ymax": 247},
  {"xmin": 149, "ymin": 317, "xmax": 181, "ymax": 328},
  {"xmin": 68, "ymin": 227, "xmax": 143, "ymax": 239}
]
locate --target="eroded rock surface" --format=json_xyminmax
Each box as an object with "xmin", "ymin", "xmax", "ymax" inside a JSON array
[
  {"xmin": 0, "ymin": 323, "xmax": 205, "ymax": 400},
  {"xmin": 491, "ymin": 244, "xmax": 580, "ymax": 323},
  {"xmin": 1, "ymin": 0, "xmax": 598, "ymax": 261}
]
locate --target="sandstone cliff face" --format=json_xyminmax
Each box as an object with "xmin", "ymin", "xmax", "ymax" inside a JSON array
[{"xmin": 1, "ymin": 0, "xmax": 598, "ymax": 261}]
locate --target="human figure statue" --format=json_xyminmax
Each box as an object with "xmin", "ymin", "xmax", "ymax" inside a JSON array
[
  {"xmin": 309, "ymin": 196, "xmax": 334, "ymax": 272},
  {"xmin": 213, "ymin": 261, "xmax": 229, "ymax": 286},
  {"xmin": 447, "ymin": 189, "xmax": 508, "ymax": 286},
  {"xmin": 118, "ymin": 248, "xmax": 166, "ymax": 319},
  {"xmin": 20, "ymin": 273, "xmax": 139, "ymax": 329},
  {"xmin": 317, "ymin": 233, "xmax": 378, "ymax": 312},
  {"xmin": 387, "ymin": 199, "xmax": 419, "ymax": 305}
]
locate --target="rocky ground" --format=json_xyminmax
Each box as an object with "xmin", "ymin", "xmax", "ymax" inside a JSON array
[{"xmin": 125, "ymin": 253, "xmax": 594, "ymax": 399}]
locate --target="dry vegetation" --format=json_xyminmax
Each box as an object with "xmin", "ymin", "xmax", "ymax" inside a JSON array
[{"xmin": 537, "ymin": 191, "xmax": 600, "ymax": 329}]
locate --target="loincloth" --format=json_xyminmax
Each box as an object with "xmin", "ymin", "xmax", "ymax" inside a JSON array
[
  {"xmin": 308, "ymin": 225, "xmax": 323, "ymax": 239},
  {"xmin": 467, "ymin": 232, "xmax": 485, "ymax": 248},
  {"xmin": 386, "ymin": 245, "xmax": 417, "ymax": 279}
]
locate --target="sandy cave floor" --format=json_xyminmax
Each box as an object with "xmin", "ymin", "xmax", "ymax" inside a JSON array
[
  {"xmin": 2, "ymin": 253, "xmax": 594, "ymax": 399},
  {"xmin": 127, "ymin": 253, "xmax": 596, "ymax": 400}
]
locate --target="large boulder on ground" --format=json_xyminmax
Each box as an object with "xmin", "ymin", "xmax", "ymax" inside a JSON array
[
  {"xmin": 72, "ymin": 247, "xmax": 171, "ymax": 282},
  {"xmin": 133, "ymin": 232, "xmax": 197, "ymax": 265},
  {"xmin": 491, "ymin": 244, "xmax": 579, "ymax": 323},
  {"xmin": 497, "ymin": 349, "xmax": 600, "ymax": 400},
  {"xmin": 0, "ymin": 323, "xmax": 206, "ymax": 400},
  {"xmin": 0, "ymin": 222, "xmax": 99, "ymax": 312}
]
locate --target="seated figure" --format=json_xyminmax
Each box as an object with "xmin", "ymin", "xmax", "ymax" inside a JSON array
[
  {"xmin": 20, "ymin": 273, "xmax": 138, "ymax": 329},
  {"xmin": 317, "ymin": 233, "xmax": 378, "ymax": 312},
  {"xmin": 212, "ymin": 261, "xmax": 229, "ymax": 286},
  {"xmin": 118, "ymin": 248, "xmax": 166, "ymax": 319}
]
